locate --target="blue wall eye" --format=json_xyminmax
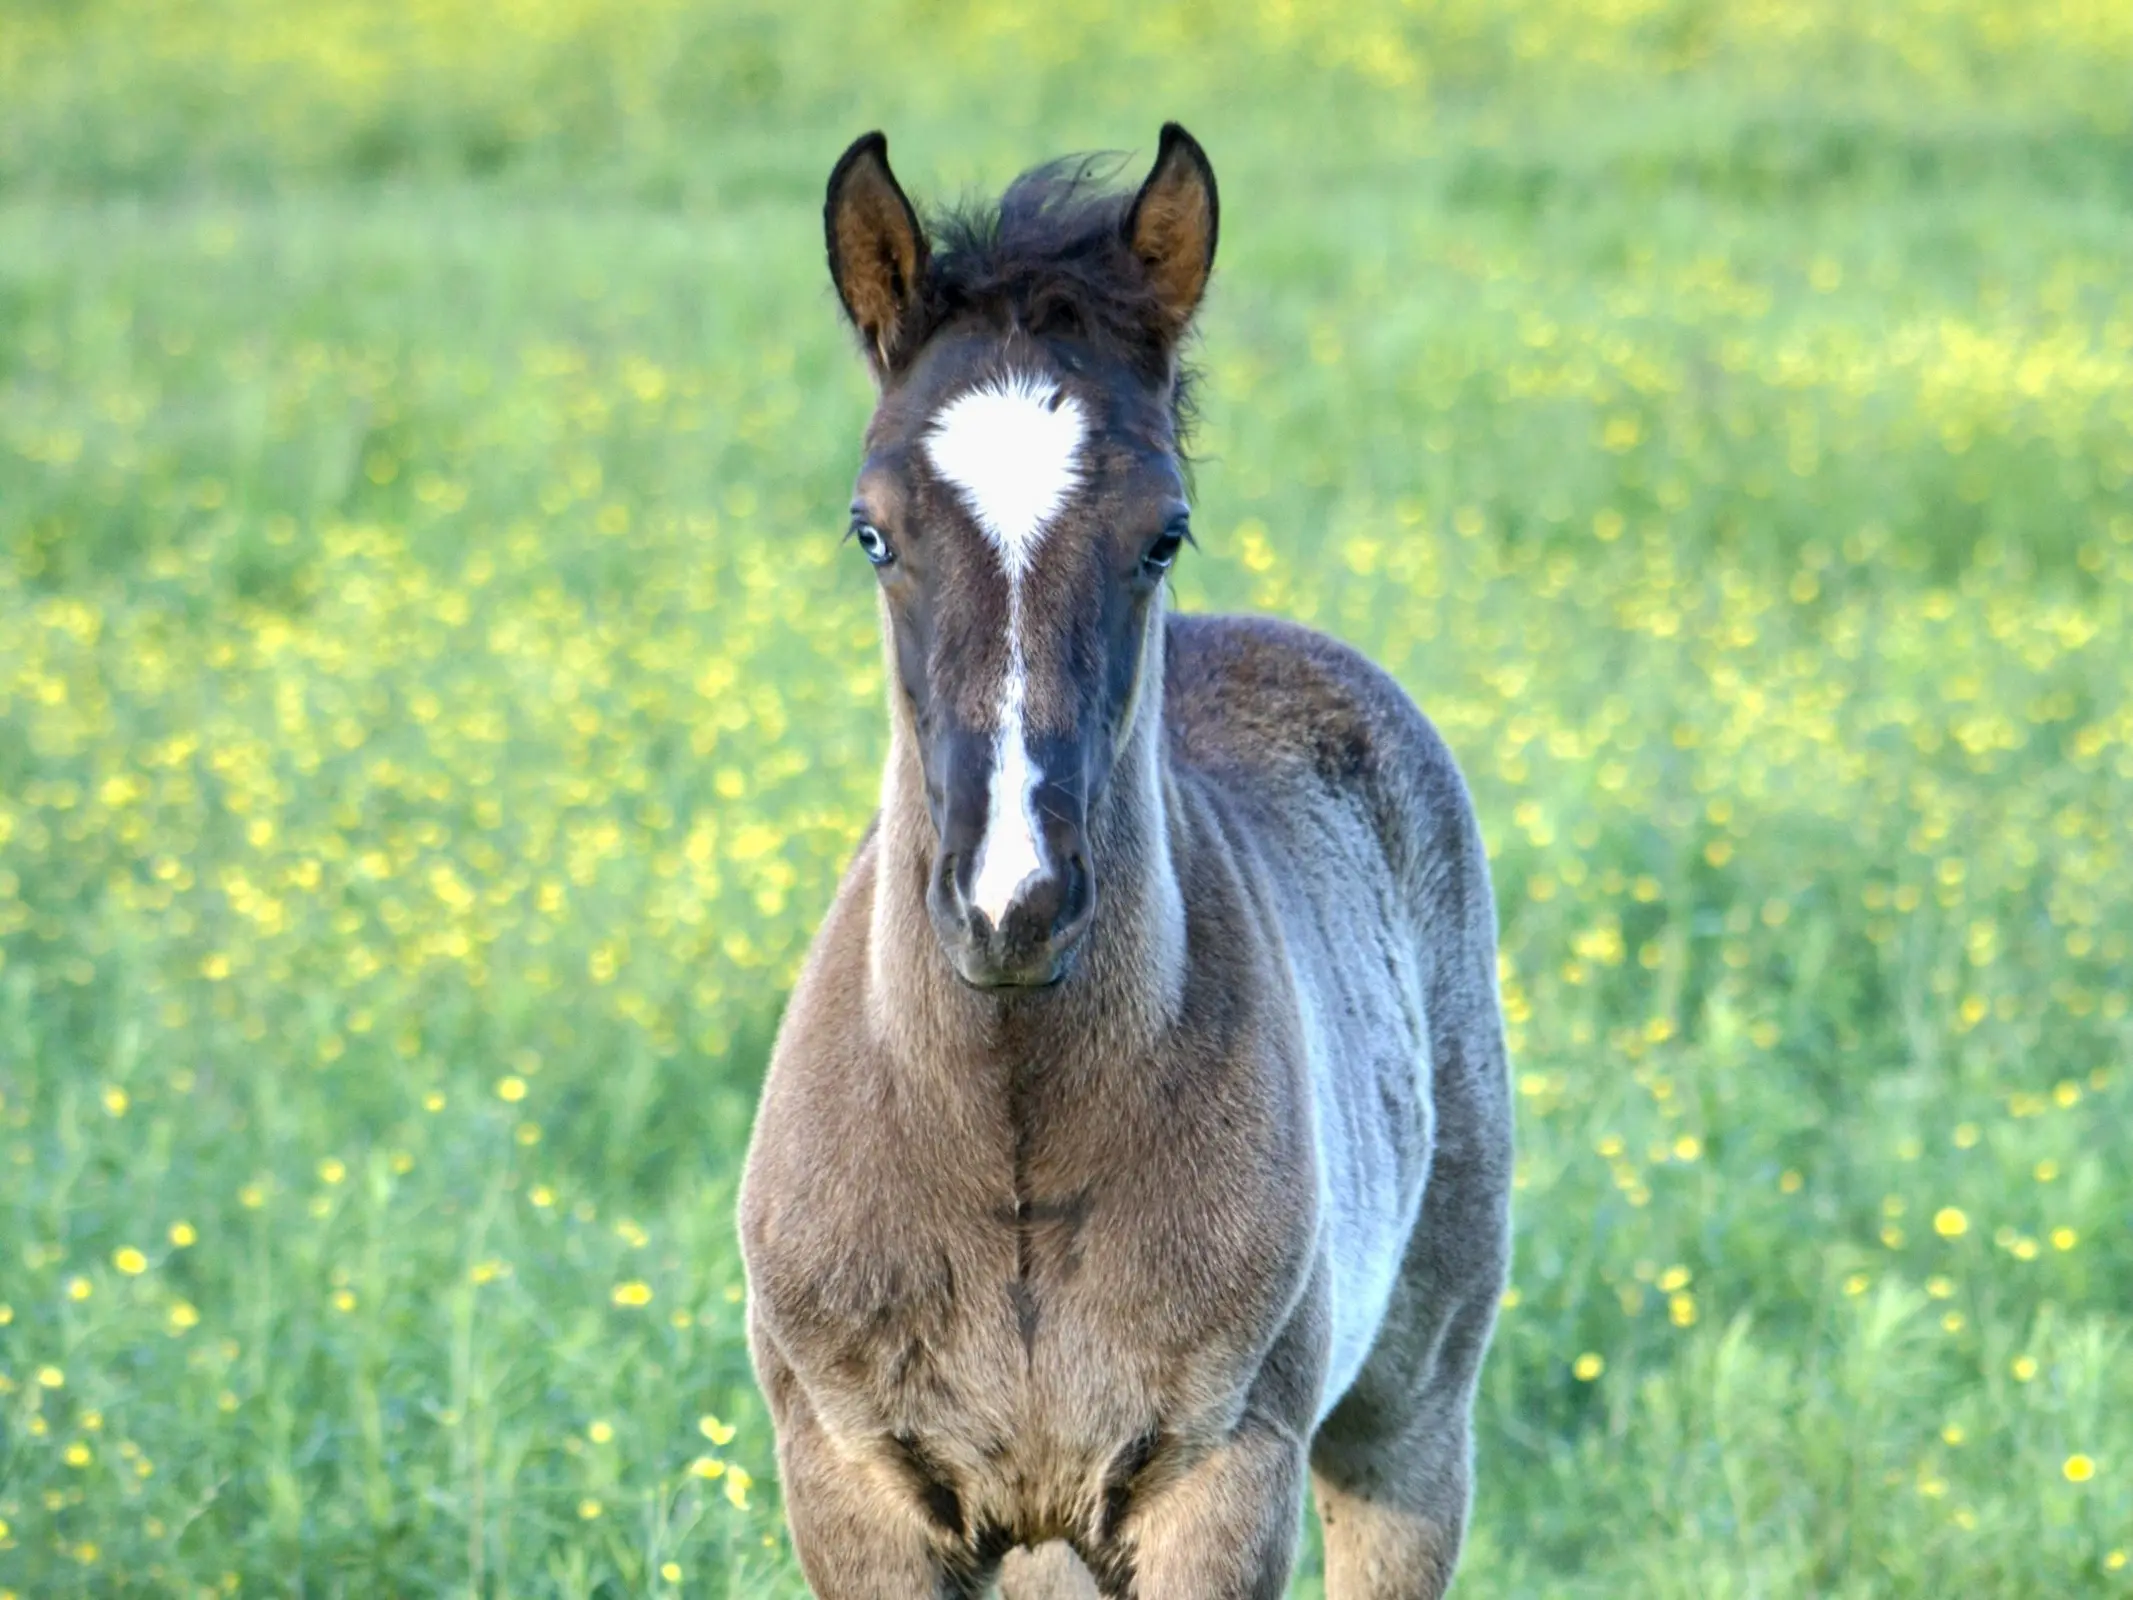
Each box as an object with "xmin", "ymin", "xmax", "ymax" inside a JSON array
[
  {"xmin": 853, "ymin": 523, "xmax": 894, "ymax": 567},
  {"xmin": 1142, "ymin": 523, "xmax": 1187, "ymax": 574}
]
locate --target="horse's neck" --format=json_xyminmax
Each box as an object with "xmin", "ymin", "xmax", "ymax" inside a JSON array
[{"xmin": 864, "ymin": 692, "xmax": 1186, "ymax": 1066}]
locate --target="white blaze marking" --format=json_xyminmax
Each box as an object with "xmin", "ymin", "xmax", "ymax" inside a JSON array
[{"xmin": 924, "ymin": 372, "xmax": 1086, "ymax": 927}]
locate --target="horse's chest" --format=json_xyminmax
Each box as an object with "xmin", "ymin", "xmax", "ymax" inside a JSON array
[
  {"xmin": 769, "ymin": 1179, "xmax": 1228, "ymax": 1414},
  {"xmin": 754, "ymin": 1119, "xmax": 1315, "ymax": 1527}
]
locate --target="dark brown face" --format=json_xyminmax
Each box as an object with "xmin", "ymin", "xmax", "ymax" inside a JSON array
[
  {"xmin": 853, "ymin": 332, "xmax": 1190, "ymax": 988},
  {"xmin": 821, "ymin": 123, "xmax": 1220, "ymax": 986}
]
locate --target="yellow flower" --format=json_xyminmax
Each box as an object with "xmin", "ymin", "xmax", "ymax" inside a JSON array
[
  {"xmin": 690, "ymin": 1454, "xmax": 726, "ymax": 1479},
  {"xmin": 1843, "ymin": 1273, "xmax": 1870, "ymax": 1297},
  {"xmin": 530, "ymin": 1185, "xmax": 556, "ymax": 1208},
  {"xmin": 332, "ymin": 1289, "xmax": 358, "ymax": 1313},
  {"xmin": 169, "ymin": 1222, "xmax": 198, "ymax": 1248},
  {"xmin": 578, "ymin": 1498, "xmax": 603, "ymax": 1520},
  {"xmin": 661, "ymin": 1562, "xmax": 682, "ymax": 1583},
  {"xmin": 699, "ymin": 1414, "xmax": 737, "ymax": 1446},
  {"xmin": 2050, "ymin": 1227, "xmax": 2077, "ymax": 1251},
  {"xmin": 1572, "ymin": 1352, "xmax": 1604, "ymax": 1381},
  {"xmin": 169, "ymin": 1301, "xmax": 200, "ymax": 1331},
  {"xmin": 588, "ymin": 1419, "xmax": 614, "ymax": 1444},
  {"xmin": 64, "ymin": 1442, "xmax": 92, "ymax": 1467},
  {"xmin": 1933, "ymin": 1207, "xmax": 1968, "ymax": 1238},
  {"xmin": 113, "ymin": 1247, "xmax": 148, "ymax": 1276},
  {"xmin": 612, "ymin": 1281, "xmax": 653, "ymax": 1307},
  {"xmin": 318, "ymin": 1157, "xmax": 346, "ymax": 1185},
  {"xmin": 423, "ymin": 1091, "xmax": 446, "ymax": 1112},
  {"xmin": 1668, "ymin": 1292, "xmax": 1698, "ymax": 1327},
  {"xmin": 2063, "ymin": 1454, "xmax": 2095, "ymax": 1483},
  {"xmin": 2011, "ymin": 1355, "xmax": 2039, "ymax": 1382},
  {"xmin": 725, "ymin": 1465, "xmax": 754, "ymax": 1509},
  {"xmin": 66, "ymin": 1276, "xmax": 92, "ymax": 1302},
  {"xmin": 36, "ymin": 1365, "xmax": 64, "ymax": 1389},
  {"xmin": 101, "ymin": 1086, "xmax": 129, "ymax": 1117},
  {"xmin": 496, "ymin": 1075, "xmax": 528, "ymax": 1103}
]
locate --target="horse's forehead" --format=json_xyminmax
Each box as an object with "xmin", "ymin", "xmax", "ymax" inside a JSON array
[{"xmin": 921, "ymin": 370, "xmax": 1088, "ymax": 578}]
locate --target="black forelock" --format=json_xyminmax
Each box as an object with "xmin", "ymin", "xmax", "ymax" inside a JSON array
[{"xmin": 910, "ymin": 155, "xmax": 1200, "ymax": 448}]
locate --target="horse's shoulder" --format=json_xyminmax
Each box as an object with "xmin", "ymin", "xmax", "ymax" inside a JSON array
[
  {"xmin": 1164, "ymin": 610, "xmax": 1449, "ymax": 784},
  {"xmin": 1163, "ymin": 610, "xmax": 1487, "ymax": 902}
]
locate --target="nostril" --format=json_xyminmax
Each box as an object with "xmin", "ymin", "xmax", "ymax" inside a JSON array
[{"xmin": 932, "ymin": 851, "xmax": 975, "ymax": 920}]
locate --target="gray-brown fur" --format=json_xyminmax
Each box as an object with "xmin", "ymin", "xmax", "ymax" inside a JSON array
[{"xmin": 739, "ymin": 126, "xmax": 1513, "ymax": 1599}]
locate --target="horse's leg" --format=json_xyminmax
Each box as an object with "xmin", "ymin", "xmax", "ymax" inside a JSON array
[
  {"xmin": 755, "ymin": 1336, "xmax": 979, "ymax": 1599},
  {"xmin": 1308, "ymin": 1351, "xmax": 1481, "ymax": 1600},
  {"xmin": 997, "ymin": 1543, "xmax": 1101, "ymax": 1599},
  {"xmin": 1101, "ymin": 1417, "xmax": 1308, "ymax": 1599},
  {"xmin": 1310, "ymin": 1144, "xmax": 1510, "ymax": 1599},
  {"xmin": 778, "ymin": 1408, "xmax": 975, "ymax": 1598}
]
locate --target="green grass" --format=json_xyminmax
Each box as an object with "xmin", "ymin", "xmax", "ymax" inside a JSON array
[{"xmin": 2, "ymin": 1, "xmax": 2131, "ymax": 1594}]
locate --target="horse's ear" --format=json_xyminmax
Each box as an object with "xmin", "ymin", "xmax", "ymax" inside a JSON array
[
  {"xmin": 1124, "ymin": 123, "xmax": 1219, "ymax": 341},
  {"xmin": 825, "ymin": 132, "xmax": 929, "ymax": 377}
]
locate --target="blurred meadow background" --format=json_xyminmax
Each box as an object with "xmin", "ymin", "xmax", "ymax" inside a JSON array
[{"xmin": 3, "ymin": 0, "xmax": 2131, "ymax": 1594}]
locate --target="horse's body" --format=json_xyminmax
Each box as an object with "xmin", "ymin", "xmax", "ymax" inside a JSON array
[{"xmin": 740, "ymin": 127, "xmax": 1512, "ymax": 1599}]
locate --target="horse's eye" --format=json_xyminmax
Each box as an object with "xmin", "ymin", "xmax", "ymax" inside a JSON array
[
  {"xmin": 1142, "ymin": 518, "xmax": 1189, "ymax": 577},
  {"xmin": 851, "ymin": 521, "xmax": 895, "ymax": 568}
]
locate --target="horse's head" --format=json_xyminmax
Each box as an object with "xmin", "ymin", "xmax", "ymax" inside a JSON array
[{"xmin": 825, "ymin": 126, "xmax": 1217, "ymax": 990}]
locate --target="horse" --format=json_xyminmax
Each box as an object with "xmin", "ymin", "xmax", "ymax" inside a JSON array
[{"xmin": 738, "ymin": 123, "xmax": 1513, "ymax": 1600}]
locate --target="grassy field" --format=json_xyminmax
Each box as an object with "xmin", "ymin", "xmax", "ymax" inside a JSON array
[{"xmin": 3, "ymin": 1, "xmax": 2131, "ymax": 1594}]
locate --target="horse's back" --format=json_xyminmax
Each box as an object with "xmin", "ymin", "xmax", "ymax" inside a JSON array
[
  {"xmin": 1163, "ymin": 609, "xmax": 1492, "ymax": 961},
  {"xmin": 1162, "ymin": 609, "xmax": 1509, "ymax": 1417}
]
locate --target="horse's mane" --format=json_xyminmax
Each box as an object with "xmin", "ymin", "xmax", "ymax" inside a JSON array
[{"xmin": 916, "ymin": 155, "xmax": 1199, "ymax": 439}]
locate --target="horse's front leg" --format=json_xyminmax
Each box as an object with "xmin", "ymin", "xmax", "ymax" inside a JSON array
[
  {"xmin": 757, "ymin": 1337, "xmax": 993, "ymax": 1600},
  {"xmin": 774, "ymin": 1402, "xmax": 1001, "ymax": 1600},
  {"xmin": 1095, "ymin": 1416, "xmax": 1309, "ymax": 1600}
]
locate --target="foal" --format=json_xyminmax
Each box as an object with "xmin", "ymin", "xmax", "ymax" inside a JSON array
[{"xmin": 739, "ymin": 125, "xmax": 1512, "ymax": 1600}]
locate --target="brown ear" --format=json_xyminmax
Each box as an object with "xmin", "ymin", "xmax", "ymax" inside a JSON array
[
  {"xmin": 825, "ymin": 132, "xmax": 929, "ymax": 376},
  {"xmin": 1123, "ymin": 123, "xmax": 1219, "ymax": 340}
]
